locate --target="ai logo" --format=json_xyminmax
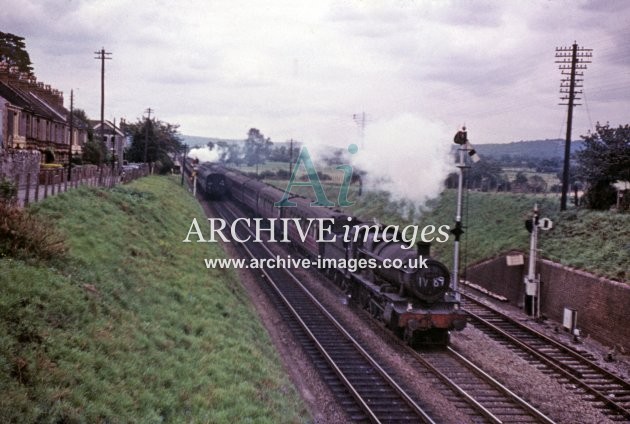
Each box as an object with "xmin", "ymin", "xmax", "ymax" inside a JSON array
[{"xmin": 275, "ymin": 144, "xmax": 358, "ymax": 207}]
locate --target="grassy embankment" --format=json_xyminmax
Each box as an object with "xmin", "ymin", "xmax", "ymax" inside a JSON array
[
  {"xmin": 0, "ymin": 176, "xmax": 308, "ymax": 423},
  {"xmin": 349, "ymin": 190, "xmax": 629, "ymax": 282},
  {"xmin": 238, "ymin": 160, "xmax": 627, "ymax": 282}
]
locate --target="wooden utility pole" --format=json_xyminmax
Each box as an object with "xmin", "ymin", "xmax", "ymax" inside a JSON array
[
  {"xmin": 181, "ymin": 144, "xmax": 188, "ymax": 186},
  {"xmin": 94, "ymin": 48, "xmax": 112, "ymax": 168},
  {"xmin": 144, "ymin": 107, "xmax": 153, "ymax": 165},
  {"xmin": 67, "ymin": 89, "xmax": 74, "ymax": 181},
  {"xmin": 555, "ymin": 42, "xmax": 591, "ymax": 211},
  {"xmin": 288, "ymin": 138, "xmax": 294, "ymax": 176}
]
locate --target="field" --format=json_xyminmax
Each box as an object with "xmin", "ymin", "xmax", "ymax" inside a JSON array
[
  {"xmin": 502, "ymin": 167, "xmax": 561, "ymax": 188},
  {"xmin": 0, "ymin": 176, "xmax": 308, "ymax": 423}
]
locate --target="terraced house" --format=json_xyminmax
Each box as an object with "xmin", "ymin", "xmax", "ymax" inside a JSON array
[{"xmin": 0, "ymin": 61, "xmax": 86, "ymax": 164}]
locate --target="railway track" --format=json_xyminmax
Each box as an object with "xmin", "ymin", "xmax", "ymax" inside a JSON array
[
  {"xmin": 412, "ymin": 347, "xmax": 554, "ymax": 424},
  {"xmin": 214, "ymin": 200, "xmax": 436, "ymax": 423},
  {"xmin": 462, "ymin": 292, "xmax": 630, "ymax": 422},
  {"xmin": 207, "ymin": 197, "xmax": 557, "ymax": 423}
]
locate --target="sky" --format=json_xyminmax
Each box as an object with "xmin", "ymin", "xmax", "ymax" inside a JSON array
[{"xmin": 1, "ymin": 0, "xmax": 629, "ymax": 148}]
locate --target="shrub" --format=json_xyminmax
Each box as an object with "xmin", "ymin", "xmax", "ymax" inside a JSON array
[
  {"xmin": 0, "ymin": 178, "xmax": 17, "ymax": 206},
  {"xmin": 276, "ymin": 168, "xmax": 290, "ymax": 179},
  {"xmin": 0, "ymin": 203, "xmax": 67, "ymax": 260},
  {"xmin": 319, "ymin": 172, "xmax": 332, "ymax": 181},
  {"xmin": 584, "ymin": 181, "xmax": 617, "ymax": 210},
  {"xmin": 259, "ymin": 170, "xmax": 276, "ymax": 179}
]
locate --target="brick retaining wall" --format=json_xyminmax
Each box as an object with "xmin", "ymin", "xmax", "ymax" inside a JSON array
[
  {"xmin": 466, "ymin": 253, "xmax": 630, "ymax": 351},
  {"xmin": 464, "ymin": 251, "xmax": 525, "ymax": 304}
]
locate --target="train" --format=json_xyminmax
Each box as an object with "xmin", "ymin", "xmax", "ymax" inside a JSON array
[
  {"xmin": 195, "ymin": 162, "xmax": 228, "ymax": 199},
  {"xmin": 187, "ymin": 160, "xmax": 466, "ymax": 346}
]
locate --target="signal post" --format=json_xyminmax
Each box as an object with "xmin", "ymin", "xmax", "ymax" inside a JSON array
[{"xmin": 524, "ymin": 203, "xmax": 553, "ymax": 318}]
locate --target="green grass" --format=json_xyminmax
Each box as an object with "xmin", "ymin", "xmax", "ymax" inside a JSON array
[
  {"xmin": 541, "ymin": 209, "xmax": 629, "ymax": 281},
  {"xmin": 0, "ymin": 176, "xmax": 308, "ymax": 423},
  {"xmin": 269, "ymin": 174, "xmax": 628, "ymax": 282},
  {"xmin": 414, "ymin": 191, "xmax": 558, "ymax": 266},
  {"xmin": 344, "ymin": 189, "xmax": 629, "ymax": 282}
]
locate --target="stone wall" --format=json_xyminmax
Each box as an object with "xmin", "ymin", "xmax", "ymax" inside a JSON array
[
  {"xmin": 0, "ymin": 149, "xmax": 41, "ymax": 188},
  {"xmin": 466, "ymin": 252, "xmax": 630, "ymax": 351}
]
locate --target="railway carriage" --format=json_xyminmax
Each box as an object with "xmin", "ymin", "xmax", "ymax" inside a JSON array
[
  {"xmin": 257, "ymin": 186, "xmax": 284, "ymax": 220},
  {"xmin": 279, "ymin": 196, "xmax": 323, "ymax": 257},
  {"xmin": 196, "ymin": 163, "xmax": 227, "ymax": 199},
  {"xmin": 191, "ymin": 160, "xmax": 466, "ymax": 346}
]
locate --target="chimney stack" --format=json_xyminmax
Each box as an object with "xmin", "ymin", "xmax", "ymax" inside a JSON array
[
  {"xmin": 0, "ymin": 61, "xmax": 8, "ymax": 83},
  {"xmin": 52, "ymin": 88, "xmax": 64, "ymax": 108}
]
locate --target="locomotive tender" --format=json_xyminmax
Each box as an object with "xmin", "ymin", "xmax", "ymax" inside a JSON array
[{"xmin": 189, "ymin": 160, "xmax": 466, "ymax": 346}]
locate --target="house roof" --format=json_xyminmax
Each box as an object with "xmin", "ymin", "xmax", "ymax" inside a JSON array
[
  {"xmin": 0, "ymin": 81, "xmax": 33, "ymax": 110},
  {"xmin": 90, "ymin": 120, "xmax": 125, "ymax": 136},
  {"xmin": 0, "ymin": 81, "xmax": 69, "ymax": 123}
]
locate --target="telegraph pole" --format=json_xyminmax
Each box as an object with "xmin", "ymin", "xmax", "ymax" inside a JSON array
[
  {"xmin": 288, "ymin": 138, "xmax": 294, "ymax": 176},
  {"xmin": 94, "ymin": 48, "xmax": 112, "ymax": 168},
  {"xmin": 555, "ymin": 42, "xmax": 592, "ymax": 211},
  {"xmin": 67, "ymin": 89, "xmax": 74, "ymax": 181},
  {"xmin": 353, "ymin": 112, "xmax": 367, "ymax": 148},
  {"xmin": 180, "ymin": 144, "xmax": 188, "ymax": 186},
  {"xmin": 144, "ymin": 107, "xmax": 153, "ymax": 168}
]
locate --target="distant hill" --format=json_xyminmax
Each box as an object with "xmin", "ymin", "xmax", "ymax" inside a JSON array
[
  {"xmin": 474, "ymin": 139, "xmax": 584, "ymax": 160},
  {"xmin": 180, "ymin": 134, "xmax": 243, "ymax": 147},
  {"xmin": 181, "ymin": 134, "xmax": 300, "ymax": 149}
]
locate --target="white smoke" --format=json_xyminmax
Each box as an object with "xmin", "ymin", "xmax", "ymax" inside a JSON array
[
  {"xmin": 188, "ymin": 145, "xmax": 227, "ymax": 163},
  {"xmin": 349, "ymin": 114, "xmax": 453, "ymax": 213},
  {"xmin": 188, "ymin": 146, "xmax": 219, "ymax": 163}
]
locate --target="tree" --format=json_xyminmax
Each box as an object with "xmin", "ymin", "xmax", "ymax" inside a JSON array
[
  {"xmin": 125, "ymin": 118, "xmax": 183, "ymax": 173},
  {"xmin": 512, "ymin": 172, "xmax": 529, "ymax": 192},
  {"xmin": 577, "ymin": 122, "xmax": 630, "ymax": 209},
  {"xmin": 82, "ymin": 139, "xmax": 107, "ymax": 165},
  {"xmin": 527, "ymin": 175, "xmax": 548, "ymax": 193},
  {"xmin": 244, "ymin": 128, "xmax": 273, "ymax": 168},
  {"xmin": 71, "ymin": 108, "xmax": 94, "ymax": 142},
  {"xmin": 72, "ymin": 109, "xmax": 105, "ymax": 165},
  {"xmin": 0, "ymin": 32, "xmax": 34, "ymax": 74},
  {"xmin": 269, "ymin": 145, "xmax": 288, "ymax": 162},
  {"xmin": 466, "ymin": 159, "xmax": 504, "ymax": 191}
]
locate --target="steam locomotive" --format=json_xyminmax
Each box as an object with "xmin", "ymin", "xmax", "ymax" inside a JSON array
[{"xmin": 189, "ymin": 160, "xmax": 466, "ymax": 346}]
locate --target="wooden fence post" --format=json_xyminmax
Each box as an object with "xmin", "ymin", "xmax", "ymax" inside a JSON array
[
  {"xmin": 51, "ymin": 170, "xmax": 56, "ymax": 196},
  {"xmin": 24, "ymin": 173, "xmax": 31, "ymax": 206},
  {"xmin": 34, "ymin": 171, "xmax": 40, "ymax": 202},
  {"xmin": 43, "ymin": 171, "xmax": 49, "ymax": 199},
  {"xmin": 14, "ymin": 174, "xmax": 21, "ymax": 207}
]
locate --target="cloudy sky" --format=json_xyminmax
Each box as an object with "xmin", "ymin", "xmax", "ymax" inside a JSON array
[{"xmin": 2, "ymin": 0, "xmax": 629, "ymax": 147}]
